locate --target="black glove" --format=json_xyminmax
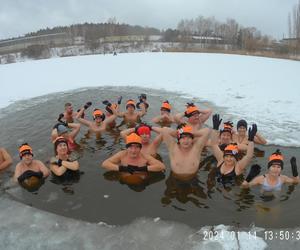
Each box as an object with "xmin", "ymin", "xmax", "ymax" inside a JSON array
[
  {"xmin": 224, "ymin": 121, "xmax": 233, "ymax": 127},
  {"xmin": 53, "ymin": 123, "xmax": 60, "ymax": 130},
  {"xmin": 248, "ymin": 124, "xmax": 257, "ymax": 141},
  {"xmin": 131, "ymin": 165, "xmax": 148, "ymax": 172},
  {"xmin": 291, "ymin": 157, "xmax": 298, "ymax": 177},
  {"xmin": 84, "ymin": 101, "xmax": 92, "ymax": 110},
  {"xmin": 102, "ymin": 100, "xmax": 111, "ymax": 107},
  {"xmin": 119, "ymin": 165, "xmax": 135, "ymax": 174},
  {"xmin": 212, "ymin": 114, "xmax": 222, "ymax": 130},
  {"xmin": 245, "ymin": 164, "xmax": 261, "ymax": 182},
  {"xmin": 57, "ymin": 159, "xmax": 63, "ymax": 167},
  {"xmin": 117, "ymin": 96, "xmax": 123, "ymax": 105},
  {"xmin": 139, "ymin": 93, "xmax": 147, "ymax": 102},
  {"xmin": 57, "ymin": 113, "xmax": 64, "ymax": 122},
  {"xmin": 177, "ymin": 123, "xmax": 187, "ymax": 129},
  {"xmin": 186, "ymin": 102, "xmax": 195, "ymax": 107}
]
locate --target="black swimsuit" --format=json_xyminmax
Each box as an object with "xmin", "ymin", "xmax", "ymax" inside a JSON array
[
  {"xmin": 215, "ymin": 162, "xmax": 237, "ymax": 186},
  {"xmin": 51, "ymin": 159, "xmax": 81, "ymax": 184}
]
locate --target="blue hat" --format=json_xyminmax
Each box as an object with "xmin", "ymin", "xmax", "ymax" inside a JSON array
[{"xmin": 57, "ymin": 124, "xmax": 68, "ymax": 135}]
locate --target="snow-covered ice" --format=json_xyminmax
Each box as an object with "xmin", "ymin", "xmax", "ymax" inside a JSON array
[{"xmin": 1, "ymin": 52, "xmax": 299, "ymax": 146}]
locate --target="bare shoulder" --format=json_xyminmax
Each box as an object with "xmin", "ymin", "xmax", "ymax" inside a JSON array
[
  {"xmin": 280, "ymin": 175, "xmax": 289, "ymax": 181},
  {"xmin": 255, "ymin": 175, "xmax": 264, "ymax": 183},
  {"xmin": 141, "ymin": 152, "xmax": 155, "ymax": 161},
  {"xmin": 114, "ymin": 150, "xmax": 127, "ymax": 158},
  {"xmin": 15, "ymin": 162, "xmax": 23, "ymax": 170},
  {"xmin": 34, "ymin": 159, "xmax": 46, "ymax": 166}
]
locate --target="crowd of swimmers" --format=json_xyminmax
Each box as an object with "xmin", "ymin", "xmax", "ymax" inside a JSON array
[{"xmin": 1, "ymin": 93, "xmax": 299, "ymax": 196}]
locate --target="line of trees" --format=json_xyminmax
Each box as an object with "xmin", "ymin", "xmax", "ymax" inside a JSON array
[
  {"xmin": 174, "ymin": 16, "xmax": 273, "ymax": 51},
  {"xmin": 25, "ymin": 20, "xmax": 161, "ymax": 41}
]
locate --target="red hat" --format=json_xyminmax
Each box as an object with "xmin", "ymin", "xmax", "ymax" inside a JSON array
[{"xmin": 136, "ymin": 126, "xmax": 151, "ymax": 136}]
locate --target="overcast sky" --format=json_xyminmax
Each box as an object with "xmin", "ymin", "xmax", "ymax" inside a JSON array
[{"xmin": 0, "ymin": 0, "xmax": 299, "ymax": 40}]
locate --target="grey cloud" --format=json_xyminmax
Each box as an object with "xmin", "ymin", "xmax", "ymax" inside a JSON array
[{"xmin": 0, "ymin": 0, "xmax": 299, "ymax": 39}]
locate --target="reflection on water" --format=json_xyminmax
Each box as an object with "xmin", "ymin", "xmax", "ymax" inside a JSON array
[
  {"xmin": 161, "ymin": 173, "xmax": 208, "ymax": 209},
  {"xmin": 104, "ymin": 171, "xmax": 165, "ymax": 192},
  {"xmin": 0, "ymin": 86, "xmax": 300, "ymax": 228}
]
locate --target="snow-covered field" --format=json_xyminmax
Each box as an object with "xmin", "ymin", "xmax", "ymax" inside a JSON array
[
  {"xmin": 1, "ymin": 52, "xmax": 299, "ymax": 249},
  {"xmin": 1, "ymin": 52, "xmax": 299, "ymax": 147}
]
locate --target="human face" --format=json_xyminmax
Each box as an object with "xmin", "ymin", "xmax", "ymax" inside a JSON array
[
  {"xmin": 160, "ymin": 109, "xmax": 170, "ymax": 116},
  {"xmin": 268, "ymin": 164, "xmax": 282, "ymax": 176},
  {"xmin": 220, "ymin": 132, "xmax": 232, "ymax": 144},
  {"xmin": 94, "ymin": 116, "xmax": 103, "ymax": 124},
  {"xmin": 179, "ymin": 135, "xmax": 193, "ymax": 149},
  {"xmin": 188, "ymin": 112, "xmax": 200, "ymax": 124},
  {"xmin": 65, "ymin": 105, "xmax": 73, "ymax": 115},
  {"xmin": 127, "ymin": 144, "xmax": 141, "ymax": 158},
  {"xmin": 140, "ymin": 133, "xmax": 150, "ymax": 144},
  {"xmin": 56, "ymin": 142, "xmax": 68, "ymax": 155},
  {"xmin": 237, "ymin": 126, "xmax": 247, "ymax": 136},
  {"xmin": 223, "ymin": 154, "xmax": 236, "ymax": 166},
  {"xmin": 127, "ymin": 105, "xmax": 135, "ymax": 113},
  {"xmin": 22, "ymin": 153, "xmax": 33, "ymax": 165}
]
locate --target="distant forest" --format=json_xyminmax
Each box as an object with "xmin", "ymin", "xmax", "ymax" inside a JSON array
[{"xmin": 24, "ymin": 22, "xmax": 161, "ymax": 39}]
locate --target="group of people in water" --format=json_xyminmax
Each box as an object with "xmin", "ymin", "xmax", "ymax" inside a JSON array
[{"xmin": 1, "ymin": 93, "xmax": 299, "ymax": 196}]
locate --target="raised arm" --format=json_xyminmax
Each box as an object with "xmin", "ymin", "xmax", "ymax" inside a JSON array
[
  {"xmin": 161, "ymin": 127, "xmax": 177, "ymax": 150},
  {"xmin": 76, "ymin": 108, "xmax": 93, "ymax": 127},
  {"xmin": 210, "ymin": 114, "xmax": 223, "ymax": 162},
  {"xmin": 68, "ymin": 123, "xmax": 81, "ymax": 140},
  {"xmin": 194, "ymin": 127, "xmax": 211, "ymax": 153},
  {"xmin": 236, "ymin": 124, "xmax": 257, "ymax": 174},
  {"xmin": 103, "ymin": 105, "xmax": 118, "ymax": 127},
  {"xmin": 198, "ymin": 107, "xmax": 213, "ymax": 124},
  {"xmin": 152, "ymin": 134, "xmax": 163, "ymax": 149},
  {"xmin": 254, "ymin": 133, "xmax": 267, "ymax": 145},
  {"xmin": 137, "ymin": 102, "xmax": 147, "ymax": 117},
  {"xmin": 174, "ymin": 112, "xmax": 185, "ymax": 124},
  {"xmin": 120, "ymin": 128, "xmax": 135, "ymax": 141},
  {"xmin": 152, "ymin": 115, "xmax": 163, "ymax": 124},
  {"xmin": 283, "ymin": 157, "xmax": 300, "ymax": 184},
  {"xmin": 0, "ymin": 148, "xmax": 13, "ymax": 170}
]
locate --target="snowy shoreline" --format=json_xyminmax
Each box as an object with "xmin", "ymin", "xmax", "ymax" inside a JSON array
[{"xmin": 1, "ymin": 52, "xmax": 300, "ymax": 147}]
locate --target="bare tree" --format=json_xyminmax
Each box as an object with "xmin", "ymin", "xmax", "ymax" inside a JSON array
[{"xmin": 288, "ymin": 13, "xmax": 292, "ymax": 38}]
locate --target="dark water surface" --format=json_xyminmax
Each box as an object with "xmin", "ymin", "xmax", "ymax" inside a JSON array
[{"xmin": 0, "ymin": 86, "xmax": 299, "ymax": 229}]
